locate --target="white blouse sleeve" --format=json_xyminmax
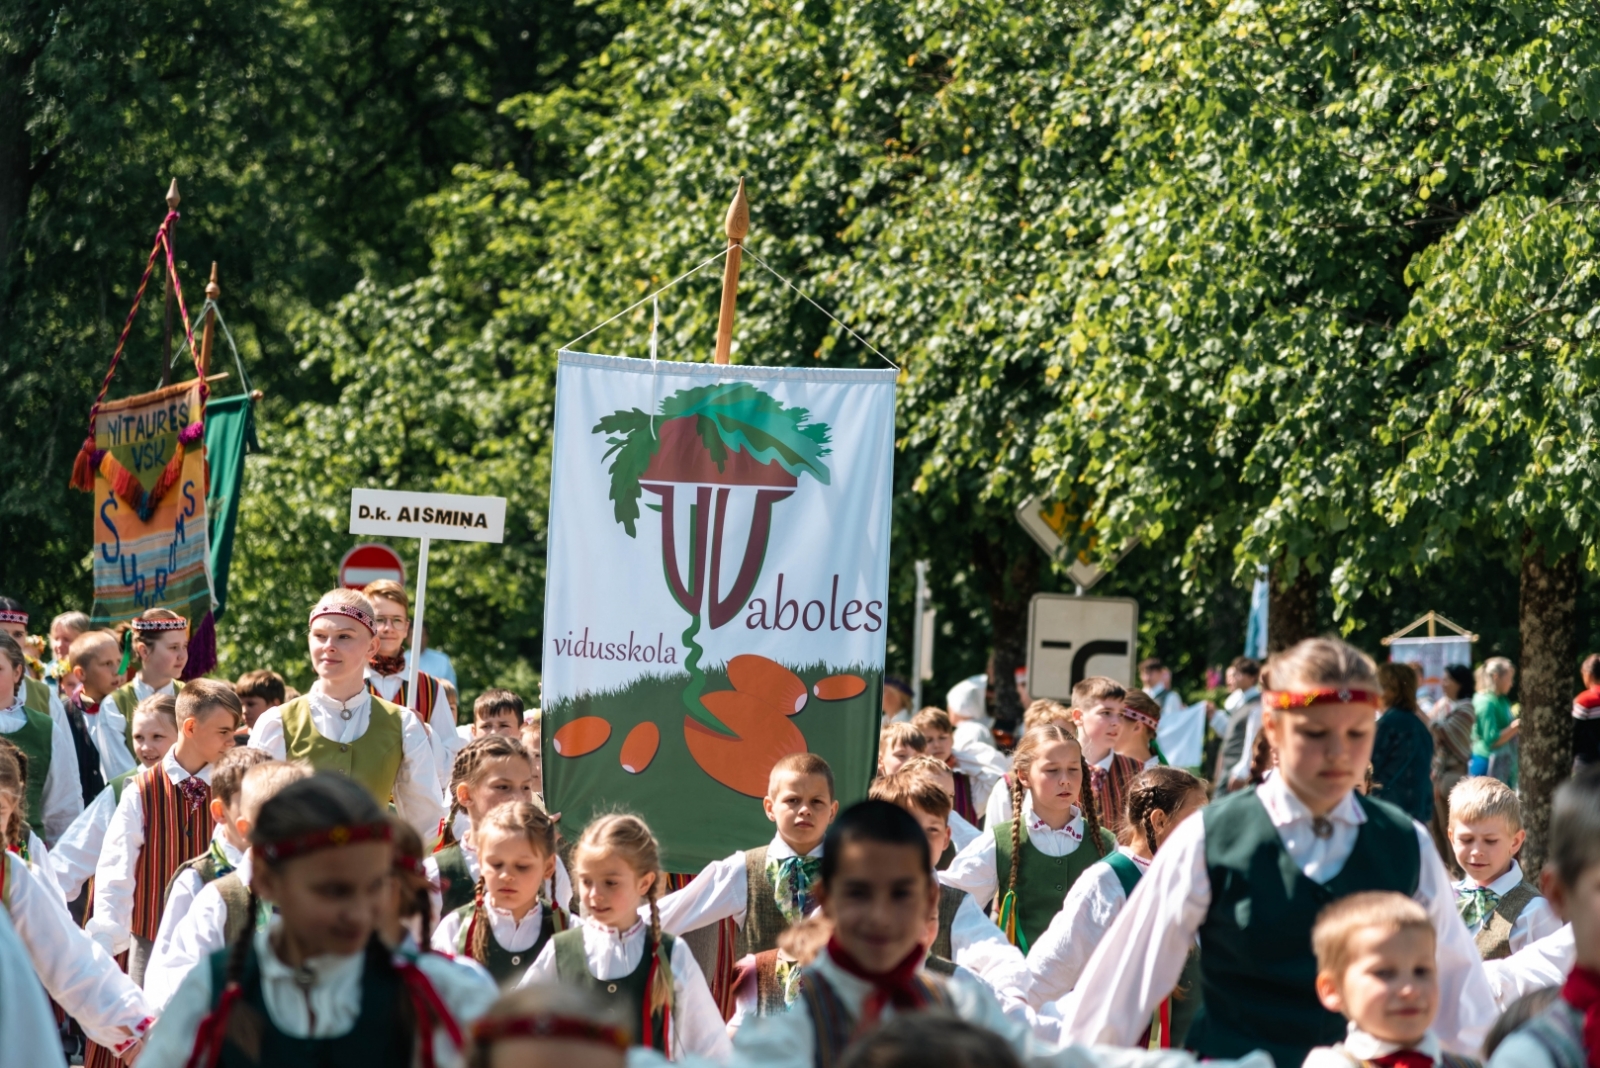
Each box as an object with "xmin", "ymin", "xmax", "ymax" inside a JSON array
[
  {"xmin": 1025, "ymin": 860, "xmax": 1126, "ymax": 1005},
  {"xmin": 0, "ymin": 905, "xmax": 68, "ymax": 1068},
  {"xmin": 1408, "ymin": 821, "xmax": 1495, "ymax": 1054},
  {"xmin": 40, "ymin": 712, "xmax": 85, "ymax": 845},
  {"xmin": 669, "ymin": 935, "xmax": 734, "ymax": 1060},
  {"xmin": 432, "ymin": 908, "xmax": 468, "ymax": 955},
  {"xmin": 86, "ymin": 776, "xmax": 147, "ymax": 955},
  {"xmin": 1483, "ymin": 924, "xmax": 1573, "ymax": 1008},
  {"xmin": 136, "ymin": 946, "xmax": 215, "ymax": 1068},
  {"xmin": 144, "ymin": 877, "xmax": 232, "ymax": 1010},
  {"xmin": 1510, "ymin": 894, "xmax": 1565, "ymax": 954},
  {"xmin": 246, "ymin": 707, "xmax": 288, "ymax": 758},
  {"xmin": 947, "ymin": 893, "xmax": 1029, "ymax": 1000},
  {"xmin": 393, "ymin": 708, "xmax": 448, "ymax": 843},
  {"xmin": 938, "ymin": 829, "xmax": 999, "ymax": 909},
  {"xmin": 656, "ymin": 851, "xmax": 748, "ymax": 936},
  {"xmin": 94, "ymin": 695, "xmax": 137, "ymax": 780},
  {"xmin": 48, "ymin": 785, "xmax": 115, "ymax": 900},
  {"xmin": 984, "ymin": 780, "xmax": 1014, "ymax": 828}
]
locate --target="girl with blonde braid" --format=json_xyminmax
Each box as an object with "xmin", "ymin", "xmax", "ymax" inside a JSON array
[
  {"xmin": 939, "ymin": 723, "xmax": 1114, "ymax": 955},
  {"xmin": 433, "ymin": 802, "xmax": 568, "ymax": 989},
  {"xmin": 517, "ymin": 813, "xmax": 729, "ymax": 1059}
]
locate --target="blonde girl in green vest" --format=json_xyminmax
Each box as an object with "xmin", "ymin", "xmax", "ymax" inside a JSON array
[
  {"xmin": 246, "ymin": 589, "xmax": 446, "ymax": 844},
  {"xmin": 939, "ymin": 722, "xmax": 1113, "ymax": 954},
  {"xmin": 0, "ymin": 632, "xmax": 82, "ymax": 846},
  {"xmin": 1065, "ymin": 636, "xmax": 1497, "ymax": 1067},
  {"xmin": 98, "ymin": 608, "xmax": 188, "ymax": 781},
  {"xmin": 433, "ymin": 801, "xmax": 568, "ymax": 989},
  {"xmin": 517, "ymin": 813, "xmax": 731, "ymax": 1059}
]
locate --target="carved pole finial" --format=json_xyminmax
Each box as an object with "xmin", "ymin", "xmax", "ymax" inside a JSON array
[{"xmin": 713, "ymin": 179, "xmax": 748, "ymax": 365}]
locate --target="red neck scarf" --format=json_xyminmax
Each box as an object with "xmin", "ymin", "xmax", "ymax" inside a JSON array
[
  {"xmin": 1562, "ymin": 964, "xmax": 1600, "ymax": 1068},
  {"xmin": 369, "ymin": 652, "xmax": 407, "ymax": 678},
  {"xmin": 825, "ymin": 936, "xmax": 928, "ymax": 1028},
  {"xmin": 1369, "ymin": 1052, "xmax": 1432, "ymax": 1068}
]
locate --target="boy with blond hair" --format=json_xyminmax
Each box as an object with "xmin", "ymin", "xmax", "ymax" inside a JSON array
[
  {"xmin": 902, "ymin": 753, "xmax": 980, "ymax": 853},
  {"xmin": 1449, "ymin": 776, "xmax": 1560, "ymax": 959},
  {"xmin": 914, "ymin": 706, "xmax": 1002, "ymax": 827},
  {"xmin": 1304, "ymin": 891, "xmax": 1467, "ymax": 1067},
  {"xmin": 877, "ymin": 721, "xmax": 927, "ymax": 777}
]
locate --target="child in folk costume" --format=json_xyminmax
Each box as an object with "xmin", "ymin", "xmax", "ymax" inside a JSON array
[
  {"xmin": 913, "ymin": 708, "xmax": 1003, "ymax": 829},
  {"xmin": 1487, "ymin": 767, "xmax": 1600, "ymax": 1068},
  {"xmin": 0, "ymin": 740, "xmax": 64, "ymax": 898},
  {"xmin": 45, "ymin": 610, "xmax": 90, "ymax": 696},
  {"xmin": 364, "ymin": 579, "xmax": 463, "ymax": 783},
  {"xmin": 728, "ymin": 913, "xmax": 832, "ymax": 1031},
  {"xmin": 248, "ymin": 589, "xmax": 446, "ymax": 840},
  {"xmin": 1305, "ymin": 892, "xmax": 1482, "ymax": 1068},
  {"xmin": 150, "ymin": 747, "xmax": 271, "ymax": 976},
  {"xmin": 434, "ymin": 802, "xmax": 569, "ymax": 989},
  {"xmin": 941, "ymin": 723, "xmax": 1114, "ymax": 955},
  {"xmin": 465, "ymin": 983, "xmax": 631, "ymax": 1068},
  {"xmin": 60, "ymin": 629, "xmax": 122, "ymax": 808},
  {"xmin": 1070, "ymin": 677, "xmax": 1144, "ymax": 836},
  {"xmin": 474, "ymin": 689, "xmax": 527, "ymax": 740},
  {"xmin": 1117, "ymin": 691, "xmax": 1166, "ymax": 771},
  {"xmin": 142, "ymin": 772, "xmax": 496, "ymax": 1068},
  {"xmin": 877, "ymin": 722, "xmax": 927, "ymax": 778},
  {"xmin": 1065, "ymin": 637, "xmax": 1496, "ymax": 1066},
  {"xmin": 1447, "ymin": 776, "xmax": 1560, "ymax": 959},
  {"xmin": 0, "ymin": 632, "xmax": 82, "ymax": 845},
  {"xmin": 1026, "ymin": 767, "xmax": 1207, "ymax": 1044},
  {"xmin": 232, "ymin": 669, "xmax": 286, "ymax": 738},
  {"xmin": 98, "ymin": 609, "xmax": 189, "ymax": 779},
  {"xmin": 144, "ymin": 760, "xmax": 312, "ymax": 1009},
  {"xmin": 517, "ymin": 813, "xmax": 731, "ymax": 1060},
  {"xmin": 658, "ymin": 753, "xmax": 838, "ymax": 958},
  {"xmin": 902, "ymin": 755, "xmax": 981, "ymax": 857},
  {"xmin": 88, "ymin": 678, "xmax": 239, "ymax": 985},
  {"xmin": 50, "ymin": 694, "xmax": 180, "ymax": 905}
]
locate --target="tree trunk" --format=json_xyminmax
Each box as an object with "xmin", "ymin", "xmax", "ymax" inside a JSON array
[
  {"xmin": 971, "ymin": 529, "xmax": 1040, "ymax": 734},
  {"xmin": 1517, "ymin": 538, "xmax": 1578, "ymax": 872},
  {"xmin": 1268, "ymin": 561, "xmax": 1319, "ymax": 653}
]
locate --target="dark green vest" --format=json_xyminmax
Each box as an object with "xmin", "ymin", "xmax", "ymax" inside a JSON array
[
  {"xmin": 278, "ymin": 695, "xmax": 404, "ymax": 805},
  {"xmin": 109, "ymin": 766, "xmax": 140, "ymax": 805},
  {"xmin": 447, "ymin": 901, "xmax": 555, "ymax": 988},
  {"xmin": 1187, "ymin": 788, "xmax": 1420, "ymax": 1066},
  {"xmin": 2, "ymin": 699, "xmax": 53, "ymax": 837},
  {"xmin": 991, "ymin": 820, "xmax": 1115, "ymax": 952},
  {"xmin": 552, "ymin": 927, "xmax": 675, "ymax": 1051},
  {"xmin": 434, "ymin": 844, "xmax": 475, "ymax": 915},
  {"xmin": 929, "ymin": 883, "xmax": 966, "ymax": 961},
  {"xmin": 206, "ymin": 935, "xmax": 408, "ymax": 1067}
]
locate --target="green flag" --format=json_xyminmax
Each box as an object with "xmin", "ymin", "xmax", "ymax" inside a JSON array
[{"xmin": 204, "ymin": 393, "xmax": 257, "ymax": 619}]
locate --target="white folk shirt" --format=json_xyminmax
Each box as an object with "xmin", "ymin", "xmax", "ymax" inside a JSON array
[
  {"xmin": 149, "ymin": 825, "xmax": 245, "ymax": 978},
  {"xmin": 23, "ymin": 830, "xmax": 64, "ymax": 903},
  {"xmin": 140, "ymin": 925, "xmax": 498, "ymax": 1068},
  {"xmin": 949, "ymin": 809, "xmax": 980, "ymax": 852},
  {"xmin": 95, "ymin": 674, "xmax": 176, "ymax": 780},
  {"xmin": 1304, "ymin": 1025, "xmax": 1445, "ymax": 1068},
  {"xmin": 249, "ymin": 683, "xmax": 446, "ymax": 842},
  {"xmin": 423, "ymin": 836, "xmax": 574, "ymax": 922},
  {"xmin": 1482, "ymin": 922, "xmax": 1574, "ymax": 1008},
  {"xmin": 1, "ymin": 853, "xmax": 153, "ymax": 1053},
  {"xmin": 433, "ymin": 899, "xmax": 551, "ymax": 956},
  {"xmin": 1453, "ymin": 859, "xmax": 1563, "ymax": 955},
  {"xmin": 943, "ymin": 883, "xmax": 1032, "ymax": 1001},
  {"xmin": 940, "ymin": 794, "xmax": 1087, "ymax": 910},
  {"xmin": 144, "ymin": 849, "xmax": 253, "ymax": 1009},
  {"xmin": 517, "ymin": 916, "xmax": 732, "ymax": 1061},
  {"xmin": 0, "ymin": 687, "xmax": 83, "ymax": 845},
  {"xmin": 1061, "ymin": 774, "xmax": 1496, "ymax": 1056},
  {"xmin": 657, "ymin": 833, "xmax": 820, "ymax": 936},
  {"xmin": 1026, "ymin": 846, "xmax": 1151, "ymax": 1005},
  {"xmin": 0, "ymin": 904, "xmax": 67, "ymax": 1068},
  {"xmin": 86, "ymin": 750, "xmax": 213, "ymax": 955},
  {"xmin": 365, "ymin": 665, "xmax": 461, "ymax": 786},
  {"xmin": 48, "ymin": 777, "xmax": 130, "ymax": 900},
  {"xmin": 953, "ymin": 740, "xmax": 1008, "ymax": 816}
]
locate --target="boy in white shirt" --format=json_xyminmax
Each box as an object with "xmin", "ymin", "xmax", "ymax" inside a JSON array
[{"xmin": 1448, "ymin": 775, "xmax": 1560, "ymax": 959}]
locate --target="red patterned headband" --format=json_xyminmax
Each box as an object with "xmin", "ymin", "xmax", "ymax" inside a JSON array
[
  {"xmin": 1263, "ymin": 688, "xmax": 1380, "ymax": 711},
  {"xmin": 1121, "ymin": 707, "xmax": 1159, "ymax": 730},
  {"xmin": 255, "ymin": 820, "xmax": 392, "ymax": 864},
  {"xmin": 132, "ymin": 617, "xmax": 187, "ymax": 633},
  {"xmin": 0, "ymin": 610, "xmax": 26, "ymax": 626},
  {"xmin": 471, "ymin": 1013, "xmax": 631, "ymax": 1052},
  {"xmin": 309, "ymin": 603, "xmax": 375, "ymax": 634}
]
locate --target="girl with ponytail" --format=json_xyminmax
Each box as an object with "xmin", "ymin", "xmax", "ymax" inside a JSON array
[
  {"xmin": 939, "ymin": 723, "xmax": 1114, "ymax": 954},
  {"xmin": 139, "ymin": 771, "xmax": 497, "ymax": 1068},
  {"xmin": 517, "ymin": 812, "xmax": 730, "ymax": 1060},
  {"xmin": 1025, "ymin": 767, "xmax": 1207, "ymax": 1040},
  {"xmin": 432, "ymin": 802, "xmax": 567, "ymax": 989}
]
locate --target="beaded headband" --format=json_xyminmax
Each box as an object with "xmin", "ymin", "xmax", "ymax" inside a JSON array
[
  {"xmin": 1121, "ymin": 706, "xmax": 1159, "ymax": 730},
  {"xmin": 1262, "ymin": 688, "xmax": 1379, "ymax": 711},
  {"xmin": 471, "ymin": 1013, "xmax": 631, "ymax": 1052},
  {"xmin": 0, "ymin": 610, "xmax": 26, "ymax": 625},
  {"xmin": 308, "ymin": 603, "xmax": 375, "ymax": 634},
  {"xmin": 131, "ymin": 617, "xmax": 187, "ymax": 633},
  {"xmin": 255, "ymin": 820, "xmax": 392, "ymax": 864}
]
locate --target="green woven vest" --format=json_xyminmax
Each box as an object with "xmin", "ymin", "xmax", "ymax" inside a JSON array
[
  {"xmin": 2, "ymin": 702, "xmax": 52, "ymax": 836},
  {"xmin": 1188, "ymin": 788, "xmax": 1420, "ymax": 1067},
  {"xmin": 930, "ymin": 883, "xmax": 966, "ymax": 961},
  {"xmin": 448, "ymin": 902, "xmax": 555, "ymax": 988},
  {"xmin": 739, "ymin": 845, "xmax": 795, "ymax": 956},
  {"xmin": 552, "ymin": 927, "xmax": 675, "ymax": 1051},
  {"xmin": 434, "ymin": 844, "xmax": 475, "ymax": 915},
  {"xmin": 991, "ymin": 820, "xmax": 1115, "ymax": 952},
  {"xmin": 277, "ymin": 695, "xmax": 404, "ymax": 805}
]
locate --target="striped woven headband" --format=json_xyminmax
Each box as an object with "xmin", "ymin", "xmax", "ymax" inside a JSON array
[
  {"xmin": 0, "ymin": 610, "xmax": 25, "ymax": 625},
  {"xmin": 256, "ymin": 820, "xmax": 392, "ymax": 863},
  {"xmin": 1121, "ymin": 707, "xmax": 1159, "ymax": 730},
  {"xmin": 471, "ymin": 1013, "xmax": 631, "ymax": 1052},
  {"xmin": 308, "ymin": 603, "xmax": 375, "ymax": 633},
  {"xmin": 131, "ymin": 617, "xmax": 187, "ymax": 632},
  {"xmin": 1263, "ymin": 688, "xmax": 1379, "ymax": 710}
]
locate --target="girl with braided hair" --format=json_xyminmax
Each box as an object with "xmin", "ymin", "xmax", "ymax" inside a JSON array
[
  {"xmin": 432, "ymin": 802, "xmax": 567, "ymax": 989},
  {"xmin": 140, "ymin": 770, "xmax": 497, "ymax": 1068},
  {"xmin": 428, "ymin": 735, "xmax": 571, "ymax": 920},
  {"xmin": 517, "ymin": 812, "xmax": 730, "ymax": 1059},
  {"xmin": 939, "ymin": 723, "xmax": 1114, "ymax": 955},
  {"xmin": 1024, "ymin": 767, "xmax": 1206, "ymax": 1042}
]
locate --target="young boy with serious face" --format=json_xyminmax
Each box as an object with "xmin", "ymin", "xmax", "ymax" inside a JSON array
[
  {"xmin": 232, "ymin": 669, "xmax": 286, "ymax": 733},
  {"xmin": 1304, "ymin": 892, "xmax": 1445, "ymax": 1067},
  {"xmin": 1448, "ymin": 776, "xmax": 1560, "ymax": 959},
  {"xmin": 62, "ymin": 630, "xmax": 122, "ymax": 801},
  {"xmin": 474, "ymin": 688, "xmax": 526, "ymax": 739},
  {"xmin": 1072, "ymin": 677, "xmax": 1143, "ymax": 835},
  {"xmin": 914, "ymin": 707, "xmax": 1004, "ymax": 829},
  {"xmin": 901, "ymin": 754, "xmax": 981, "ymax": 855}
]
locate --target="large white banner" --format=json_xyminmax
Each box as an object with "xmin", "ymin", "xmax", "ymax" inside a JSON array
[{"xmin": 541, "ymin": 351, "xmax": 897, "ymax": 870}]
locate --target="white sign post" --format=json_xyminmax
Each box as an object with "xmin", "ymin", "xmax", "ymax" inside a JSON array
[
  {"xmin": 349, "ymin": 489, "xmax": 508, "ymax": 712},
  {"xmin": 1026, "ymin": 593, "xmax": 1139, "ymax": 700}
]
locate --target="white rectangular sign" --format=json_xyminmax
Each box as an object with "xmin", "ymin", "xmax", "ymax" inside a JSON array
[
  {"xmin": 349, "ymin": 489, "xmax": 507, "ymax": 543},
  {"xmin": 1027, "ymin": 593, "xmax": 1139, "ymax": 700}
]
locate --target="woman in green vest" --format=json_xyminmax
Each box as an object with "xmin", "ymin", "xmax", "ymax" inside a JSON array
[
  {"xmin": 1064, "ymin": 637, "xmax": 1498, "ymax": 1066},
  {"xmin": 245, "ymin": 590, "xmax": 446, "ymax": 843},
  {"xmin": 939, "ymin": 723, "xmax": 1114, "ymax": 954},
  {"xmin": 0, "ymin": 632, "xmax": 82, "ymax": 844}
]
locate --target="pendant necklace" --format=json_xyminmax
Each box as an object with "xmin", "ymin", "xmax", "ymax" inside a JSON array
[{"xmin": 1311, "ymin": 816, "xmax": 1334, "ymax": 839}]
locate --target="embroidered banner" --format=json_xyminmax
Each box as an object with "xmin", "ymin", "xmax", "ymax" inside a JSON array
[
  {"xmin": 90, "ymin": 380, "xmax": 215, "ymax": 628},
  {"xmin": 542, "ymin": 351, "xmax": 897, "ymax": 871}
]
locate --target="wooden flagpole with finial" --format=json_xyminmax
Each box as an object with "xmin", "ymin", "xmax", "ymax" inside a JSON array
[
  {"xmin": 199, "ymin": 262, "xmax": 219, "ymax": 378},
  {"xmin": 160, "ymin": 179, "xmax": 180, "ymax": 386},
  {"xmin": 713, "ymin": 178, "xmax": 749, "ymax": 365}
]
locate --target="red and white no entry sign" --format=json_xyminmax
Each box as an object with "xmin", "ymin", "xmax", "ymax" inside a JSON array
[{"xmin": 339, "ymin": 543, "xmax": 406, "ymax": 589}]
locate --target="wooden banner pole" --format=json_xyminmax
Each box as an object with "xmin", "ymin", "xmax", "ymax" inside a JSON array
[
  {"xmin": 713, "ymin": 178, "xmax": 749, "ymax": 365},
  {"xmin": 199, "ymin": 262, "xmax": 219, "ymax": 379},
  {"xmin": 161, "ymin": 179, "xmax": 180, "ymax": 386}
]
